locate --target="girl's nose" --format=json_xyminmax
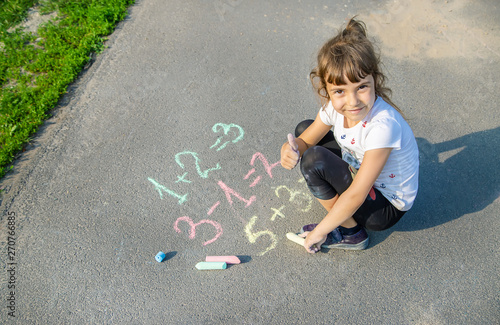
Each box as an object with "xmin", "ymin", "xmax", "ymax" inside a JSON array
[{"xmin": 347, "ymin": 92, "xmax": 359, "ymax": 107}]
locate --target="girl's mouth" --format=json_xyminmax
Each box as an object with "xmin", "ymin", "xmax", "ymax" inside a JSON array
[{"xmin": 348, "ymin": 107, "xmax": 364, "ymax": 114}]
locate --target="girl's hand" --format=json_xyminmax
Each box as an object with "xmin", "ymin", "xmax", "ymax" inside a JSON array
[
  {"xmin": 280, "ymin": 133, "xmax": 300, "ymax": 170},
  {"xmin": 300, "ymin": 231, "xmax": 327, "ymax": 253}
]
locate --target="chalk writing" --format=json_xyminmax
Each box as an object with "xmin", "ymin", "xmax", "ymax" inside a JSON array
[
  {"xmin": 210, "ymin": 123, "xmax": 244, "ymax": 151},
  {"xmin": 275, "ymin": 185, "xmax": 313, "ymax": 212},
  {"xmin": 270, "ymin": 205, "xmax": 286, "ymax": 221},
  {"xmin": 217, "ymin": 180, "xmax": 256, "ymax": 207},
  {"xmin": 148, "ymin": 177, "xmax": 188, "ymax": 205},
  {"xmin": 176, "ymin": 172, "xmax": 191, "ymax": 184},
  {"xmin": 245, "ymin": 216, "xmax": 277, "ymax": 256},
  {"xmin": 175, "ymin": 151, "xmax": 221, "ymax": 179},
  {"xmin": 243, "ymin": 152, "xmax": 280, "ymax": 188},
  {"xmin": 207, "ymin": 201, "xmax": 221, "ymax": 216},
  {"xmin": 250, "ymin": 152, "xmax": 280, "ymax": 177},
  {"xmin": 174, "ymin": 216, "xmax": 223, "ymax": 246},
  {"xmin": 147, "ymin": 123, "xmax": 315, "ymax": 255}
]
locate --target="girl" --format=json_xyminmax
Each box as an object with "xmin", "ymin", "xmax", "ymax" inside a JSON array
[{"xmin": 281, "ymin": 18, "xmax": 419, "ymax": 254}]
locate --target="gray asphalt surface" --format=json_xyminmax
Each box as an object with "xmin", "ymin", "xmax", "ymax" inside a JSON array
[{"xmin": 1, "ymin": 0, "xmax": 499, "ymax": 323}]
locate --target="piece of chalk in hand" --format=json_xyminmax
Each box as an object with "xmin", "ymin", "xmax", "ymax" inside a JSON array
[
  {"xmin": 206, "ymin": 256, "xmax": 241, "ymax": 264},
  {"xmin": 286, "ymin": 232, "xmax": 305, "ymax": 246},
  {"xmin": 287, "ymin": 133, "xmax": 299, "ymax": 152},
  {"xmin": 155, "ymin": 251, "xmax": 166, "ymax": 262},
  {"xmin": 195, "ymin": 262, "xmax": 227, "ymax": 270}
]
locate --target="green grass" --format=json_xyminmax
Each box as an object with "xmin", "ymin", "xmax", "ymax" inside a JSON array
[{"xmin": 0, "ymin": 0, "xmax": 134, "ymax": 178}]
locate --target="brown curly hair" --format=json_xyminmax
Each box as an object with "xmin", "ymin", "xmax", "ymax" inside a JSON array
[{"xmin": 310, "ymin": 18, "xmax": 401, "ymax": 114}]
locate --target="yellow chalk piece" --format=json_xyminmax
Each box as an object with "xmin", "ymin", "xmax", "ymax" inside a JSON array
[
  {"xmin": 195, "ymin": 262, "xmax": 227, "ymax": 270},
  {"xmin": 286, "ymin": 232, "xmax": 305, "ymax": 246}
]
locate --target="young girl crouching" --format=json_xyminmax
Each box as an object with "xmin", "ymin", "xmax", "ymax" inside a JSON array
[{"xmin": 280, "ymin": 18, "xmax": 419, "ymax": 253}]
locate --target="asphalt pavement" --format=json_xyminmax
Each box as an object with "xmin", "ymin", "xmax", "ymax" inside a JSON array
[{"xmin": 1, "ymin": 0, "xmax": 499, "ymax": 323}]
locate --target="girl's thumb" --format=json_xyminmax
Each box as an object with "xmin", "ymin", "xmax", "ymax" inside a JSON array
[{"xmin": 287, "ymin": 133, "xmax": 299, "ymax": 152}]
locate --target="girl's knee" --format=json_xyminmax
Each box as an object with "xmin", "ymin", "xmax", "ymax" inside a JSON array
[
  {"xmin": 295, "ymin": 120, "xmax": 314, "ymax": 137},
  {"xmin": 300, "ymin": 146, "xmax": 331, "ymax": 171}
]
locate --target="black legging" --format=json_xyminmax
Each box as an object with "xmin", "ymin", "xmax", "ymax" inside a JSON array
[{"xmin": 296, "ymin": 120, "xmax": 405, "ymax": 231}]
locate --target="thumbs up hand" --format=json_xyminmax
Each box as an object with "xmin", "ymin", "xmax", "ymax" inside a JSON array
[{"xmin": 280, "ymin": 133, "xmax": 300, "ymax": 170}]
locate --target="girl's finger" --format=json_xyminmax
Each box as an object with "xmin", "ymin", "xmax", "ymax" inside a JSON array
[{"xmin": 298, "ymin": 231, "xmax": 309, "ymax": 238}]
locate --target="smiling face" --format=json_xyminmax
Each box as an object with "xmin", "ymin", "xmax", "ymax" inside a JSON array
[{"xmin": 326, "ymin": 74, "xmax": 376, "ymax": 128}]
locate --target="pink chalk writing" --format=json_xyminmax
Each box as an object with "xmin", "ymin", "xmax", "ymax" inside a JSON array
[
  {"xmin": 217, "ymin": 180, "xmax": 256, "ymax": 207},
  {"xmin": 249, "ymin": 152, "xmax": 280, "ymax": 178},
  {"xmin": 207, "ymin": 201, "xmax": 221, "ymax": 215},
  {"xmin": 249, "ymin": 176, "xmax": 262, "ymax": 188},
  {"xmin": 174, "ymin": 216, "xmax": 223, "ymax": 246},
  {"xmin": 243, "ymin": 168, "xmax": 255, "ymax": 179},
  {"xmin": 243, "ymin": 152, "xmax": 280, "ymax": 187}
]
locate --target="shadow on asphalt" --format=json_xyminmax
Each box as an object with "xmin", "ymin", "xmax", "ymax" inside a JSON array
[
  {"xmin": 165, "ymin": 251, "xmax": 177, "ymax": 261},
  {"xmin": 398, "ymin": 126, "xmax": 500, "ymax": 231},
  {"xmin": 225, "ymin": 255, "xmax": 252, "ymax": 269},
  {"xmin": 367, "ymin": 127, "xmax": 500, "ymax": 246}
]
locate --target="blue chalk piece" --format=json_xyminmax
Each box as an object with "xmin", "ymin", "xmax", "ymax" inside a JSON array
[
  {"xmin": 155, "ymin": 251, "xmax": 166, "ymax": 262},
  {"xmin": 195, "ymin": 261, "xmax": 227, "ymax": 270}
]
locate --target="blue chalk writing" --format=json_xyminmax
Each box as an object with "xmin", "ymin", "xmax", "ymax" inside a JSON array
[
  {"xmin": 148, "ymin": 177, "xmax": 188, "ymax": 205},
  {"xmin": 175, "ymin": 151, "xmax": 221, "ymax": 178},
  {"xmin": 210, "ymin": 123, "xmax": 244, "ymax": 151}
]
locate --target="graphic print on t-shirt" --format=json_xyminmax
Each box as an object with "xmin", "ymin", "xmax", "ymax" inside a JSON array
[{"xmin": 342, "ymin": 150, "xmax": 360, "ymax": 169}]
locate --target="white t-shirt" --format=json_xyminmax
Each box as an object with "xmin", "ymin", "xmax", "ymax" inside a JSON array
[{"xmin": 319, "ymin": 97, "xmax": 419, "ymax": 211}]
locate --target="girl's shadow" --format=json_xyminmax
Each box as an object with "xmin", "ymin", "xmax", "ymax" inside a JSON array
[{"xmin": 371, "ymin": 127, "xmax": 500, "ymax": 244}]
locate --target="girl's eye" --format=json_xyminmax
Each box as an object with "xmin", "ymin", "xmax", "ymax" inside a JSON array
[
  {"xmin": 358, "ymin": 85, "xmax": 368, "ymax": 90},
  {"xmin": 333, "ymin": 90, "xmax": 343, "ymax": 95}
]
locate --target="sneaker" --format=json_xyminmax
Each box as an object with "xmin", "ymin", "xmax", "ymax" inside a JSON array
[{"xmin": 299, "ymin": 224, "xmax": 369, "ymax": 250}]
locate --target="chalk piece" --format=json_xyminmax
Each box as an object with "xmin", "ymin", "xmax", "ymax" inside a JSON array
[
  {"xmin": 206, "ymin": 256, "xmax": 241, "ymax": 264},
  {"xmin": 287, "ymin": 133, "xmax": 299, "ymax": 152},
  {"xmin": 286, "ymin": 232, "xmax": 305, "ymax": 246},
  {"xmin": 195, "ymin": 262, "xmax": 227, "ymax": 270},
  {"xmin": 155, "ymin": 251, "xmax": 166, "ymax": 262}
]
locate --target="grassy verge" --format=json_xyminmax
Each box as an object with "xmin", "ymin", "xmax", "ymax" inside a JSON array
[{"xmin": 0, "ymin": 0, "xmax": 135, "ymax": 178}]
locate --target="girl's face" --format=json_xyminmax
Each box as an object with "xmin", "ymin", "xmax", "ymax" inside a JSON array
[{"xmin": 326, "ymin": 74, "xmax": 376, "ymax": 128}]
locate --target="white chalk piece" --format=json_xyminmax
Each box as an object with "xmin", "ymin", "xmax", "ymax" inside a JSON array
[
  {"xmin": 155, "ymin": 251, "xmax": 166, "ymax": 262},
  {"xmin": 195, "ymin": 262, "xmax": 227, "ymax": 270},
  {"xmin": 206, "ymin": 256, "xmax": 241, "ymax": 264},
  {"xmin": 286, "ymin": 232, "xmax": 305, "ymax": 246}
]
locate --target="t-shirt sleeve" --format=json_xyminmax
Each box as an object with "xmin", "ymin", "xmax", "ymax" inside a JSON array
[
  {"xmin": 319, "ymin": 102, "xmax": 335, "ymax": 126},
  {"xmin": 364, "ymin": 118, "xmax": 402, "ymax": 150}
]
